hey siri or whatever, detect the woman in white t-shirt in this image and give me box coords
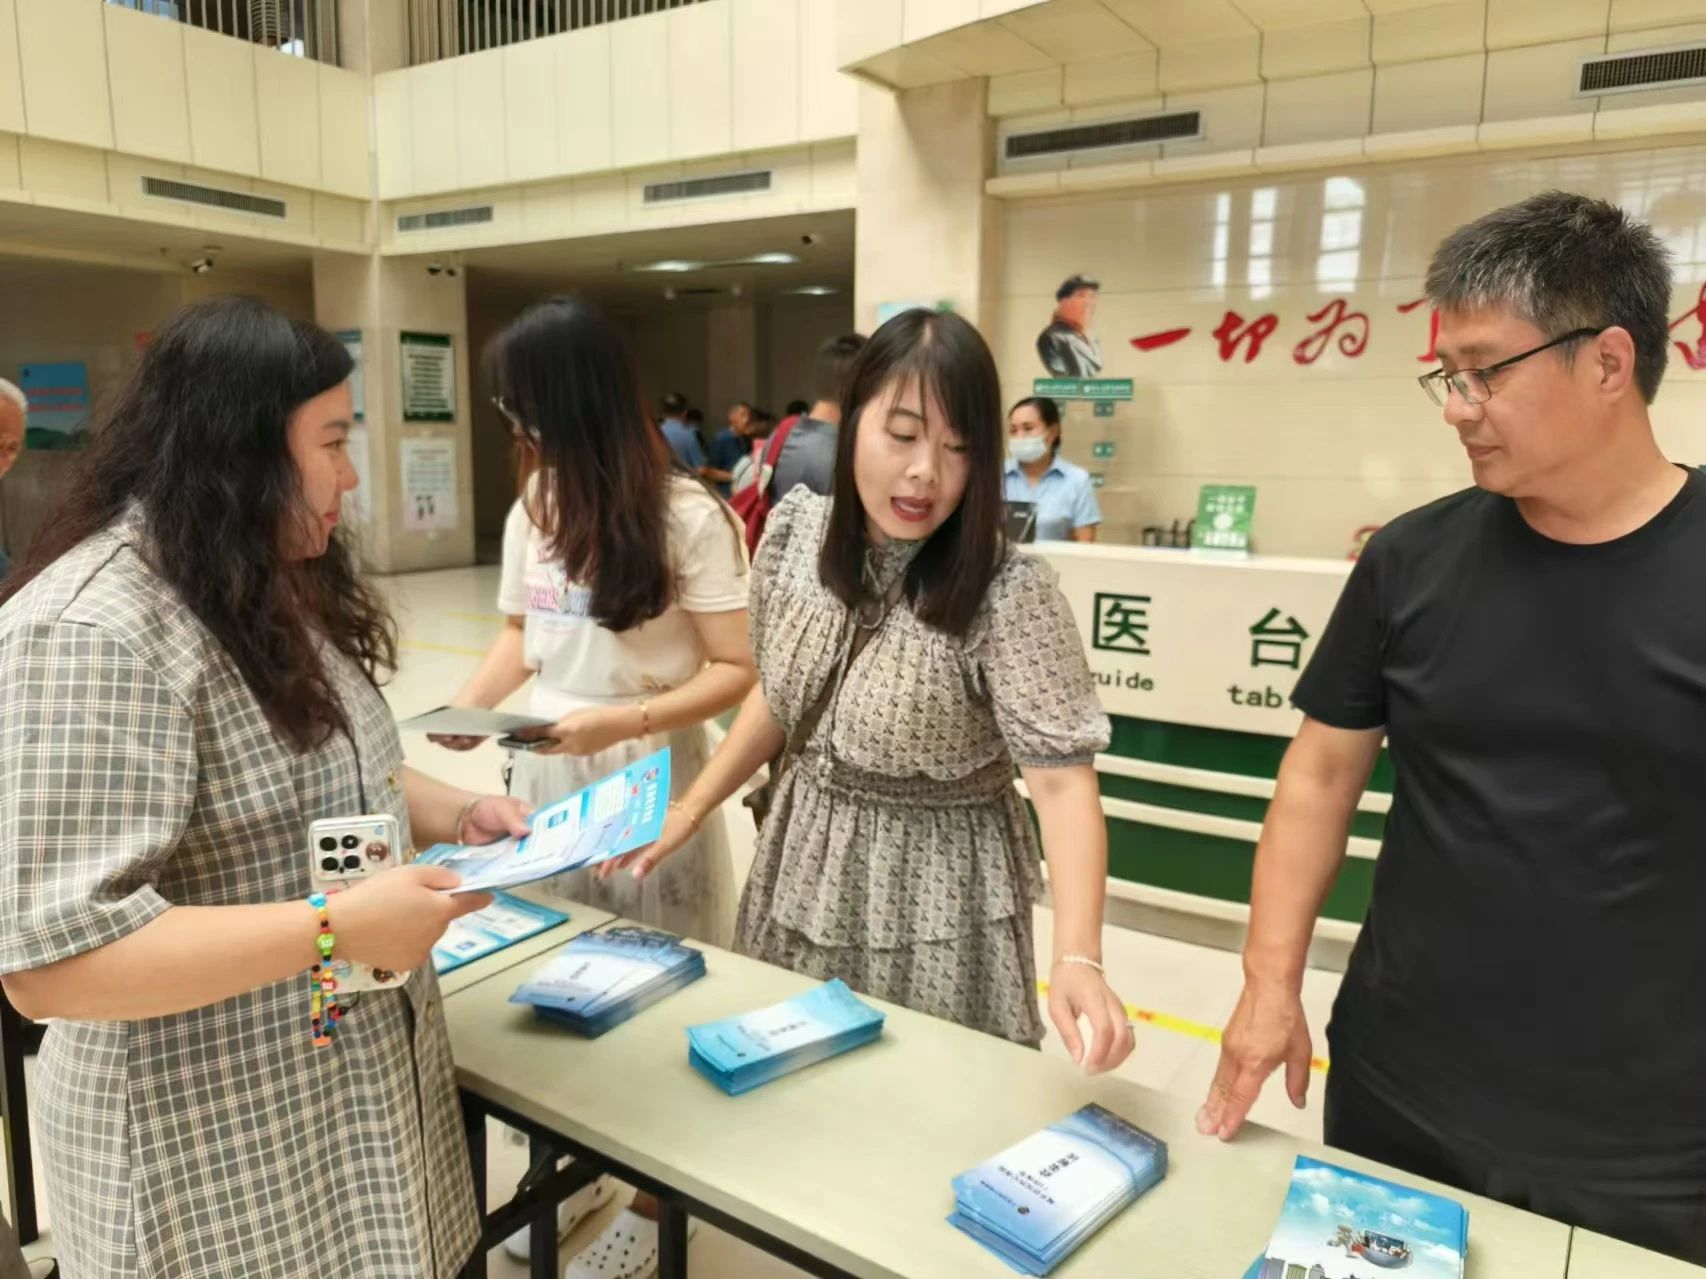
[440,297,754,946]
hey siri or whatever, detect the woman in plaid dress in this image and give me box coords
[0,298,524,1278]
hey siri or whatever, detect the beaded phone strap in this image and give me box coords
[308,892,342,1048]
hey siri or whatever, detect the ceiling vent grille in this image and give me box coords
[1005,110,1203,161]
[1579,43,1706,96]
[397,205,495,232]
[140,176,287,219]
[644,170,773,203]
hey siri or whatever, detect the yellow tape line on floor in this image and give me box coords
[1036,980,1331,1074]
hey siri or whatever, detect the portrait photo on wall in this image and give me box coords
[1037,275,1103,378]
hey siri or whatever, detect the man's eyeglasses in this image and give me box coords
[1417,327,1605,407]
[491,395,538,443]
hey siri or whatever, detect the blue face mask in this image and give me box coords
[1009,435,1050,465]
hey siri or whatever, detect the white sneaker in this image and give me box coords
[502,1174,616,1261]
[562,1208,698,1279]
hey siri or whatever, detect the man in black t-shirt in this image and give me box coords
[1197,192,1706,1264]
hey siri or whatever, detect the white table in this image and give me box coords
[445,918,1572,1279]
[1569,1229,1706,1277]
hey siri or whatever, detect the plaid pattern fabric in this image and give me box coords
[0,511,478,1279]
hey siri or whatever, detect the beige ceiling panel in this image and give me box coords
[1372,0,1487,62]
[998,0,1156,60]
[924,21,1056,74]
[1486,0,1612,49]
[1610,0,1706,32]
[1159,34,1263,91]
[1263,16,1374,78]
[1231,0,1370,26]
[1064,50,1163,103]
[1099,0,1258,45]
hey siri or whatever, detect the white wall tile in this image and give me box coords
[802,0,859,139]
[255,50,321,190]
[455,50,508,191]
[1372,53,1487,133]
[17,0,112,150]
[1486,0,1612,49]
[406,60,458,195]
[184,26,258,177]
[902,0,980,44]
[1159,36,1262,93]
[19,136,108,204]
[372,71,412,200]
[0,0,22,135]
[1064,52,1161,106]
[612,13,672,169]
[1262,17,1371,80]
[989,67,1064,115]
[1610,0,1706,31]
[670,0,734,160]
[1163,83,1267,156]
[734,0,802,151]
[105,5,190,163]
[557,28,614,175]
[319,66,371,200]
[1263,69,1375,146]
[1482,35,1604,120]
[502,39,559,185]
[1371,1,1486,65]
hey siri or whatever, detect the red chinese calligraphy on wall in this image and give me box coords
[1669,283,1706,371]
[1212,310,1280,364]
[1397,297,1439,363]
[1130,328,1192,352]
[1292,299,1370,365]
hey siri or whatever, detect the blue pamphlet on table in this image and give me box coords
[948,1103,1166,1276]
[1244,1155,1468,1279]
[430,892,567,974]
[686,979,885,1095]
[512,926,706,1038]
[418,748,670,894]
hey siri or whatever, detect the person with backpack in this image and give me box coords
[730,333,865,553]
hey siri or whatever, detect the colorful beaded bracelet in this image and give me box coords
[308,891,341,1048]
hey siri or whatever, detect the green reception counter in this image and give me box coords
[1026,541,1382,936]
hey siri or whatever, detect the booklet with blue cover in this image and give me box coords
[948,1104,1167,1276]
[686,979,885,1096]
[417,748,670,894]
[1244,1155,1468,1279]
[430,892,568,975]
[511,926,706,1038]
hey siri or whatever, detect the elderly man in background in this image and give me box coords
[0,380,23,581]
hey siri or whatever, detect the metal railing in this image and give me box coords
[406,0,713,66]
[106,0,342,66]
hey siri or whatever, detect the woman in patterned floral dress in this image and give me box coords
[613,309,1136,1068]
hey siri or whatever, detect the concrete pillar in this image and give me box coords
[853,78,1002,338]
[705,300,759,427]
[313,252,475,574]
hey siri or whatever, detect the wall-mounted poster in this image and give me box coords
[1037,275,1103,379]
[18,362,91,450]
[400,332,455,423]
[402,437,459,532]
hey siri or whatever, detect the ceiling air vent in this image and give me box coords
[1005,110,1203,161]
[397,205,495,233]
[1579,42,1706,96]
[141,176,287,219]
[644,170,773,204]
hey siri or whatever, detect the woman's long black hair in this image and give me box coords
[0,294,395,752]
[818,309,1007,637]
[487,295,734,632]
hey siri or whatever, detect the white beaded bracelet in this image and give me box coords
[1055,953,1105,974]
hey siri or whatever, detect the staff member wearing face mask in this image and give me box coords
[1003,396,1100,543]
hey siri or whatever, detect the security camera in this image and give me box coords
[800,233,821,246]
[190,256,215,275]
[427,260,445,275]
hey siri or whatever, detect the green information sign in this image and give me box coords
[1091,440,1116,460]
[1032,378,1134,401]
[1093,400,1116,418]
[400,331,456,423]
[1193,484,1257,553]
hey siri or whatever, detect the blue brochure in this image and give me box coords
[418,749,670,894]
[948,1104,1166,1276]
[1248,1155,1468,1279]
[511,926,706,1038]
[429,892,568,974]
[686,979,885,1096]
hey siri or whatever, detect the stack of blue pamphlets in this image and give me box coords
[948,1104,1167,1276]
[1243,1155,1468,1279]
[510,926,705,1038]
[430,892,568,975]
[686,979,884,1095]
